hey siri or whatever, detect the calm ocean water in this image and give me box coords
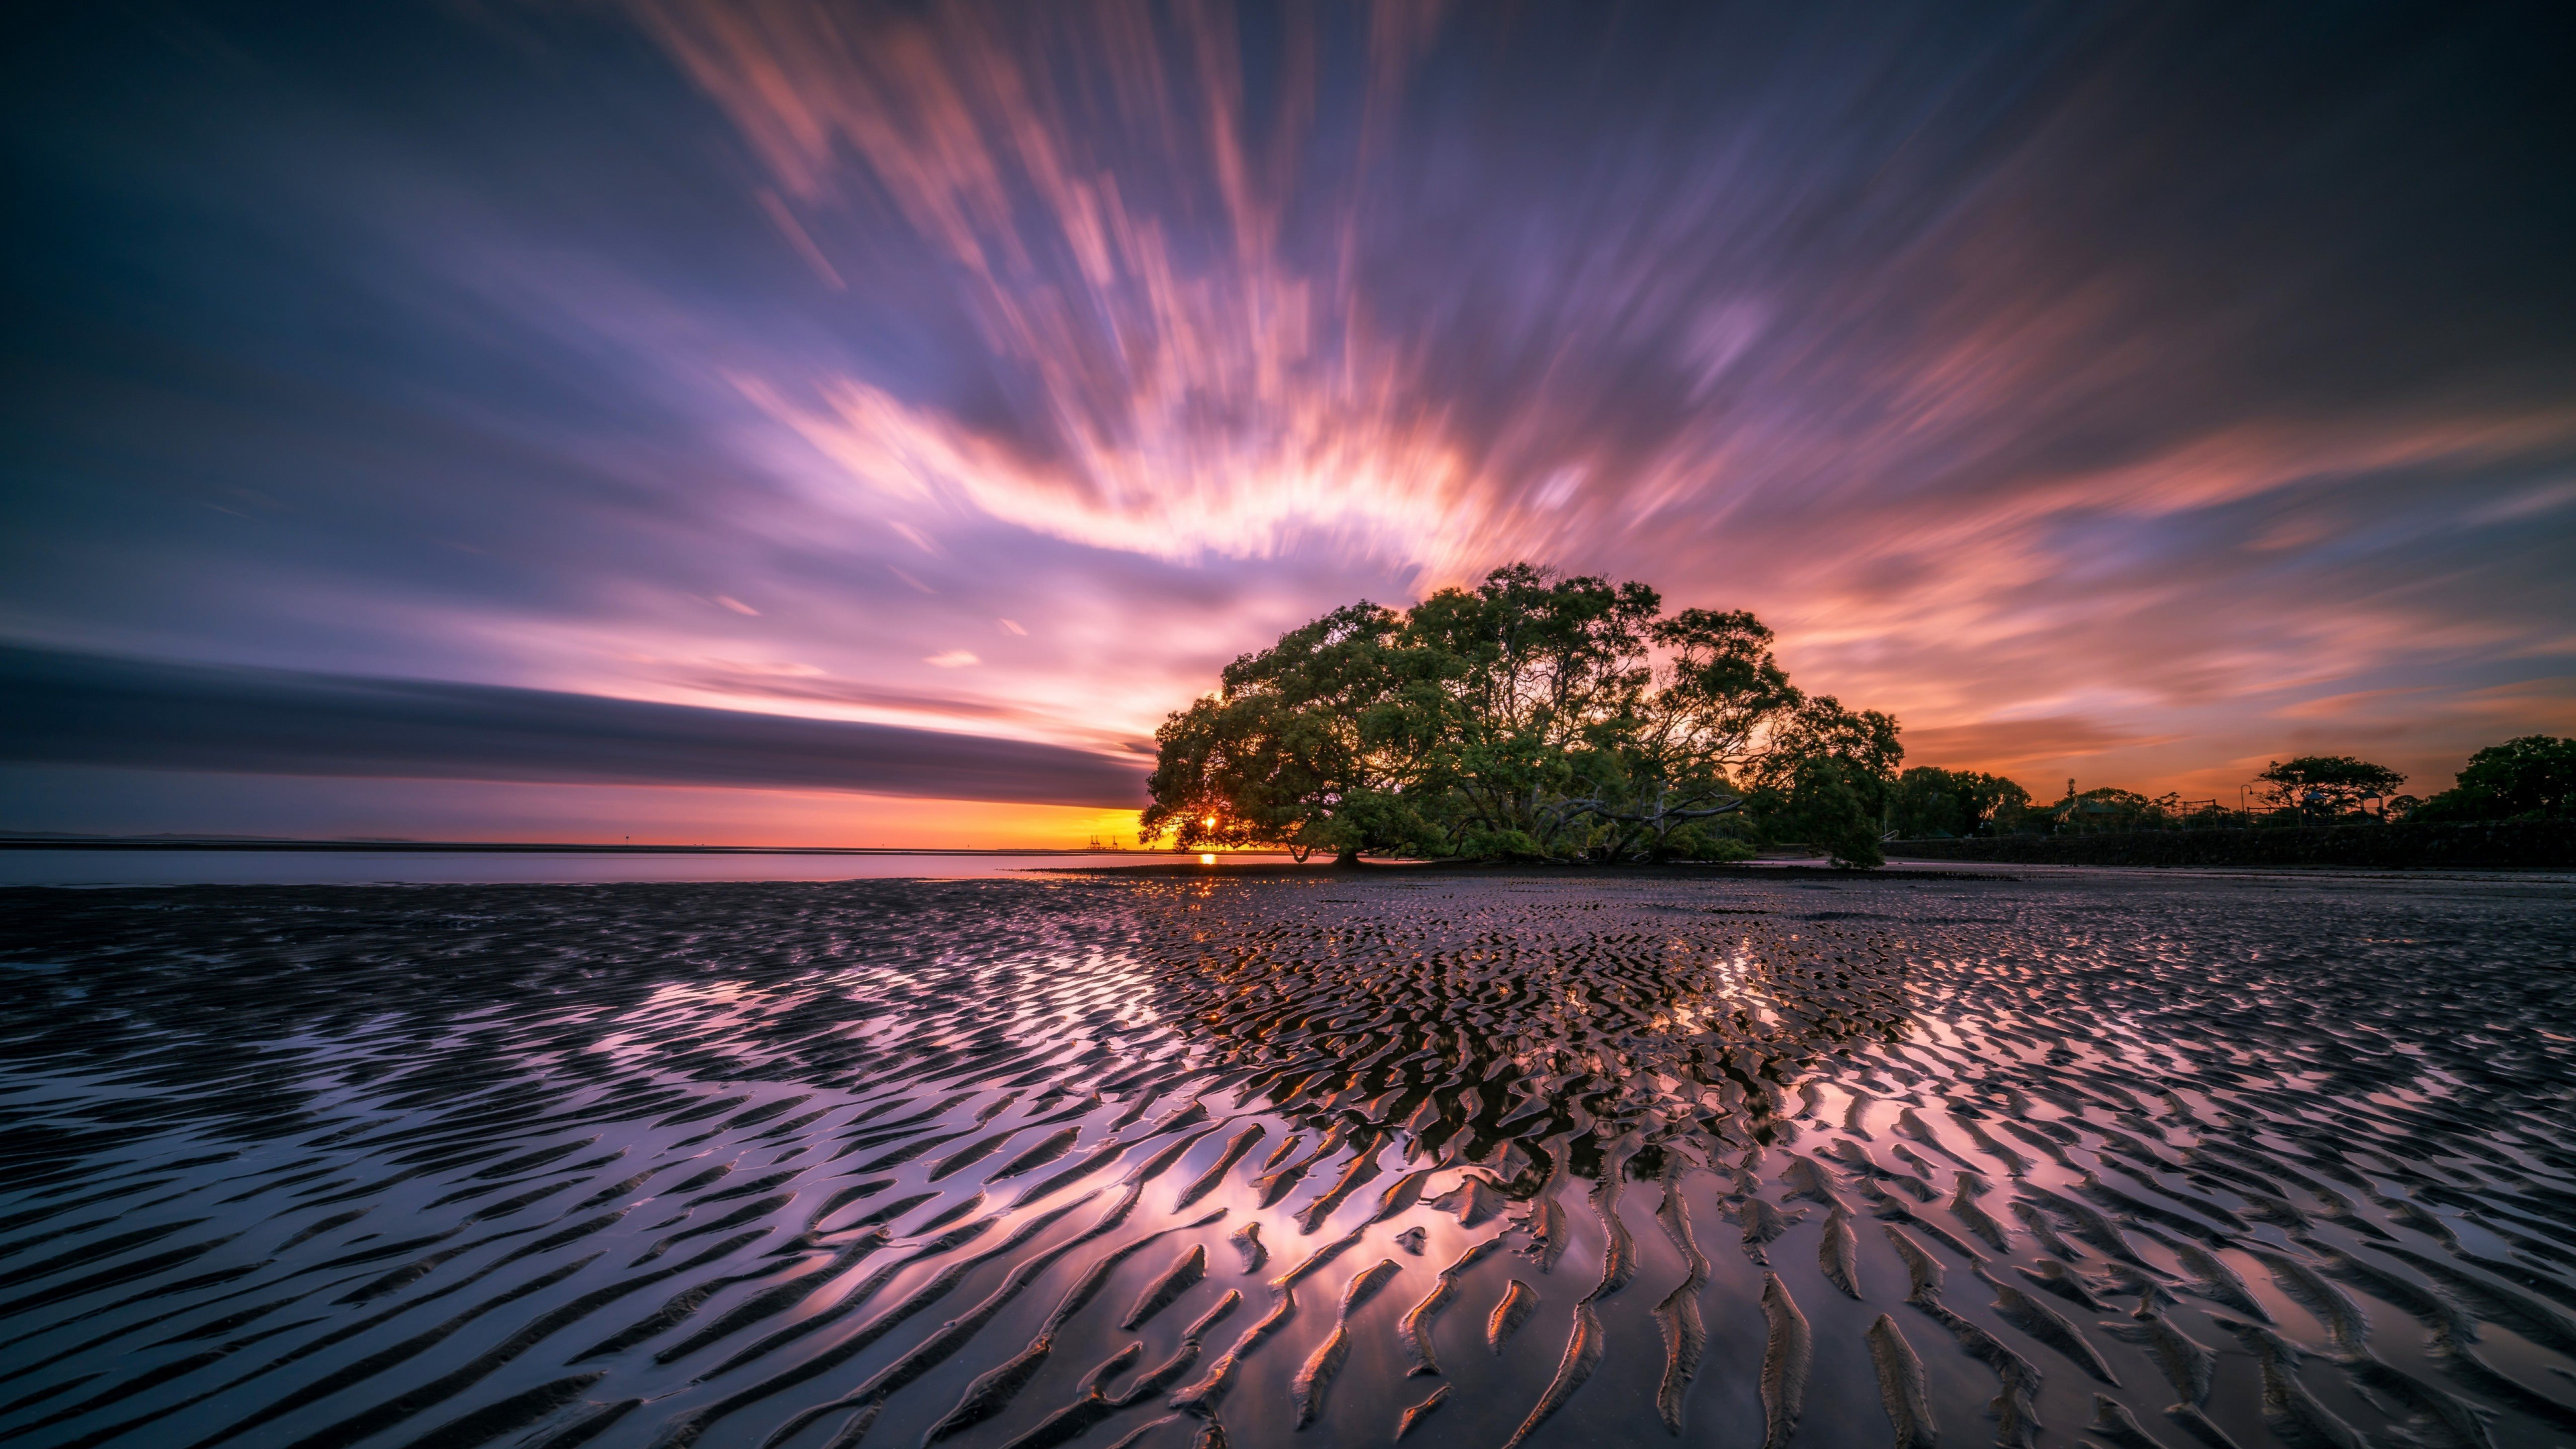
[0,849,1301,886]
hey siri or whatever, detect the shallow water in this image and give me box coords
[1,871,2571,1449]
[0,851,1268,888]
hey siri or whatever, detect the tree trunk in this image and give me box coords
[1334,847,1361,867]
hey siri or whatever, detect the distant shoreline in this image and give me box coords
[1888,818,2575,870]
[1041,857,2019,881]
[12,834,2564,875]
[0,838,1246,857]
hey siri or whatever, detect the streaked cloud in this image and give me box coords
[0,646,1141,806]
[1,0,2569,840]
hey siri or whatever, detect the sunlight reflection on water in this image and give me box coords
[0,850,1303,887]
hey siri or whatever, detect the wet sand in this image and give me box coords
[1,870,2571,1449]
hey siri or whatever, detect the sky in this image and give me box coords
[3,0,2571,845]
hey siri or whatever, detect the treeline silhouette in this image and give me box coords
[1892,735,2573,838]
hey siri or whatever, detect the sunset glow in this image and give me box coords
[7,13,2576,1448]
[3,1,2569,843]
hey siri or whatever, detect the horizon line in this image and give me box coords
[0,835,1253,857]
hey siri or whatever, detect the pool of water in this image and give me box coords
[0,849,1303,887]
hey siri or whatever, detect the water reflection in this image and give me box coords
[0,849,1303,887]
[1140,883,1916,1194]
[0,875,2570,1449]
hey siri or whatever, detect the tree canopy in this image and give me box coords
[1888,767,2032,838]
[1140,566,1902,867]
[2255,755,2406,819]
[2411,735,2576,822]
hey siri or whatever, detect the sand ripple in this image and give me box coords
[1,871,2573,1448]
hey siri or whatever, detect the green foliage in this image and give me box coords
[2046,787,2246,833]
[1141,566,1903,866]
[1890,767,2033,837]
[1746,751,1886,868]
[1679,834,1760,863]
[2412,735,2576,822]
[1884,737,2571,841]
[2255,755,2407,820]
[2058,787,2157,830]
[1738,696,1903,867]
[1140,602,1440,861]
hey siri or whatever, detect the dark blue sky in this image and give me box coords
[4,1,2571,841]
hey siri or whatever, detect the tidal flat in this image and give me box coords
[1,871,2571,1449]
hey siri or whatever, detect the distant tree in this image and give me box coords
[2410,735,2576,822]
[2255,755,2406,821]
[1141,565,1901,867]
[2053,786,2159,832]
[1986,780,2036,833]
[1888,768,1961,838]
[1890,767,2033,838]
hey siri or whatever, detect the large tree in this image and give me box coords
[1737,696,1905,868]
[1142,566,1902,866]
[1139,603,1438,863]
[1401,566,1663,858]
[2255,755,2406,820]
[1573,608,1807,859]
[2411,735,2576,822]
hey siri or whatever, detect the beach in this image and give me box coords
[2,868,2571,1448]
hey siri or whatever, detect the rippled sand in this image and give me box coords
[2,869,2572,1449]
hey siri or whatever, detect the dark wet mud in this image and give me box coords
[1,871,2572,1449]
